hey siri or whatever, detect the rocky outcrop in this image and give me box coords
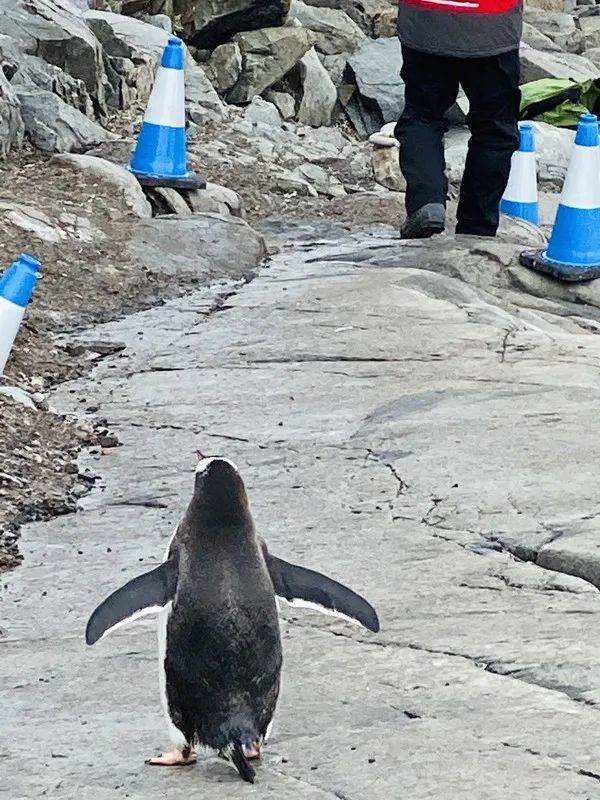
[289,0,365,55]
[0,70,24,156]
[0,0,109,115]
[228,26,316,104]
[523,8,584,53]
[298,46,337,127]
[179,0,292,51]
[53,153,152,217]
[16,88,115,153]
[85,11,224,118]
[520,43,599,83]
[343,37,403,137]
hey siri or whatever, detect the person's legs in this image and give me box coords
[457,50,520,237]
[395,45,459,237]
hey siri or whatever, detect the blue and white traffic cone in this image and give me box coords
[129,37,203,190]
[500,121,539,226]
[520,113,600,282]
[0,254,42,375]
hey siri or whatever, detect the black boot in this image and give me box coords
[401,203,446,239]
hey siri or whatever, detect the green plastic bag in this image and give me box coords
[519,78,600,128]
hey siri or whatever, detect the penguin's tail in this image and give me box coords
[227,743,256,784]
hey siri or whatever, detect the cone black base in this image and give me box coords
[133,171,206,191]
[520,250,600,283]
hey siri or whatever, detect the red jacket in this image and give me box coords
[398,0,522,57]
[403,0,519,12]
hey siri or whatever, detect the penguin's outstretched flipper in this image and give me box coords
[86,559,178,645]
[262,544,379,633]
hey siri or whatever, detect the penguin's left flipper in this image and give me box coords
[85,560,178,646]
[262,545,380,633]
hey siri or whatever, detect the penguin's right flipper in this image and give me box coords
[262,545,380,633]
[85,560,178,646]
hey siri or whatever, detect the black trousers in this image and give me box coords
[395,45,521,237]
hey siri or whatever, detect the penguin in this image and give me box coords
[85,455,380,783]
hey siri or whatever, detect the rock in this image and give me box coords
[0,0,108,114]
[320,53,348,87]
[244,95,282,128]
[522,9,584,53]
[15,88,114,153]
[524,0,563,7]
[146,187,192,216]
[289,0,365,55]
[579,16,600,50]
[228,26,316,105]
[443,121,573,190]
[206,42,242,96]
[294,162,346,196]
[301,0,393,37]
[0,386,36,410]
[371,146,404,192]
[264,89,296,120]
[124,213,266,277]
[52,153,152,217]
[344,37,404,136]
[521,21,563,52]
[0,70,24,157]
[584,45,600,70]
[373,6,397,37]
[143,13,172,30]
[0,34,93,117]
[180,0,292,51]
[369,121,397,146]
[273,167,318,196]
[0,201,67,242]
[85,11,224,118]
[184,183,244,217]
[532,121,574,183]
[519,44,598,84]
[298,46,337,127]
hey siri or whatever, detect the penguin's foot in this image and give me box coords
[146,746,196,766]
[243,741,261,760]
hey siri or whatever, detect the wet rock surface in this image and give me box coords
[4,224,600,797]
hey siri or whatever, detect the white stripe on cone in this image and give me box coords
[0,296,26,375]
[143,68,185,129]
[502,151,537,203]
[560,143,600,209]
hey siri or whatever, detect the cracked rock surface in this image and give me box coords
[4,226,600,797]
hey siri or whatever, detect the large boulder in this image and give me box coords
[0,70,24,156]
[580,17,600,51]
[0,34,93,117]
[15,88,115,152]
[298,46,337,127]
[289,0,365,55]
[53,154,152,217]
[520,44,599,83]
[0,0,109,114]
[343,37,403,137]
[124,214,266,278]
[300,0,396,37]
[522,9,584,53]
[228,26,316,105]
[84,11,224,118]
[178,0,292,51]
[521,22,562,52]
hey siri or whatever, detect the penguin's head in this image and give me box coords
[192,455,250,525]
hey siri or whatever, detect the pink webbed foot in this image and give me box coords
[243,741,262,760]
[146,746,196,766]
